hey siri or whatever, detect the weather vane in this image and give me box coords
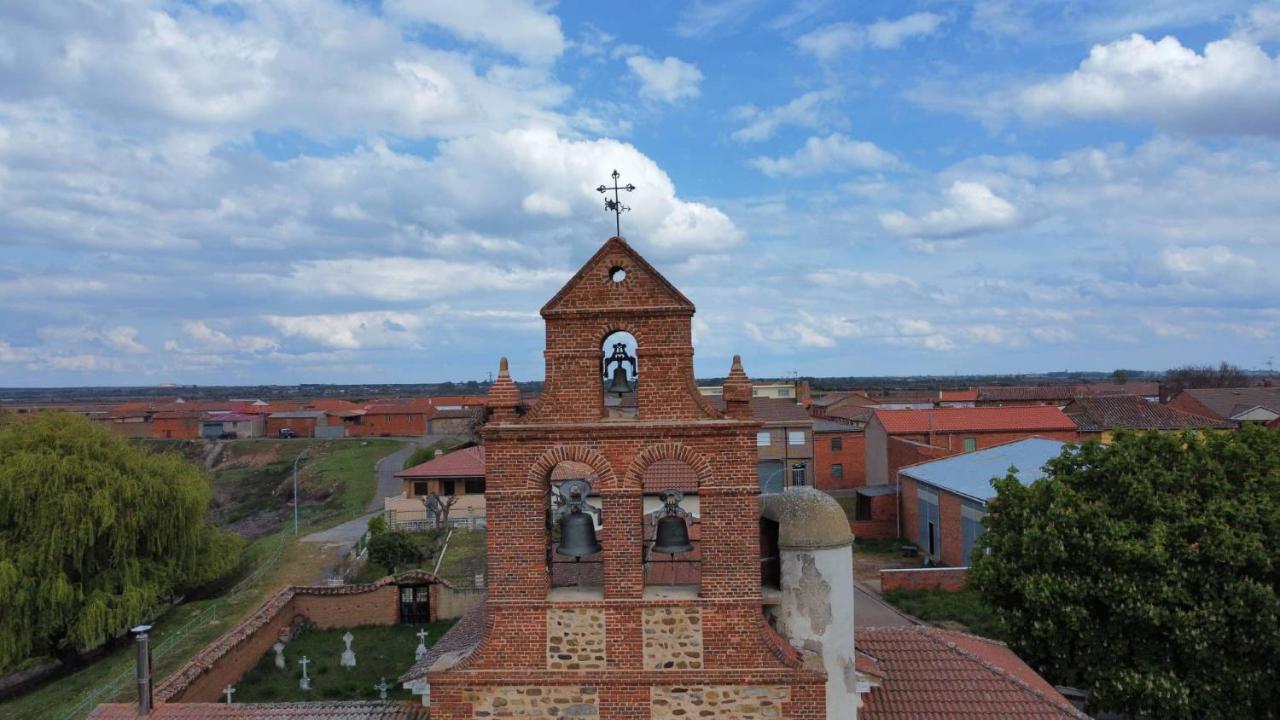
[597,169,635,237]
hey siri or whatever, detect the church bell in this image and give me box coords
[555,479,602,559]
[651,489,693,554]
[603,341,636,397]
[606,365,632,396]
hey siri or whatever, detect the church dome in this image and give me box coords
[760,487,854,550]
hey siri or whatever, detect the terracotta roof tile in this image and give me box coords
[706,396,812,423]
[642,458,699,493]
[90,701,428,719]
[874,406,1076,434]
[395,447,485,479]
[401,601,487,682]
[977,383,1159,403]
[1064,395,1235,432]
[856,626,1086,719]
[1175,387,1280,419]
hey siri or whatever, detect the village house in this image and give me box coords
[808,390,876,417]
[1063,394,1235,441]
[386,446,488,530]
[812,418,866,491]
[864,405,1079,487]
[896,437,1069,568]
[975,382,1160,407]
[198,412,264,439]
[707,396,814,492]
[1167,386,1280,427]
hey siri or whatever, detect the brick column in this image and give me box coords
[601,491,644,599]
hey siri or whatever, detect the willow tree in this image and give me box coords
[0,412,242,668]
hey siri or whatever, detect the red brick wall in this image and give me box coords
[887,437,957,489]
[351,412,427,436]
[900,477,919,552]
[266,416,317,438]
[813,429,865,490]
[153,416,201,439]
[880,567,968,592]
[938,491,965,567]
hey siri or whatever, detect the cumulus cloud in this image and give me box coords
[796,13,945,61]
[250,257,567,303]
[880,181,1020,239]
[751,134,902,176]
[807,270,918,290]
[626,56,704,102]
[731,88,842,142]
[383,0,565,63]
[1019,33,1280,137]
[265,311,426,350]
[674,0,762,38]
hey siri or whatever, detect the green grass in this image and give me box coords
[433,529,487,585]
[882,587,1004,639]
[298,440,404,525]
[853,536,906,554]
[234,621,454,702]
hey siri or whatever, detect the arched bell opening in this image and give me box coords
[548,461,604,592]
[601,330,638,419]
[641,459,700,592]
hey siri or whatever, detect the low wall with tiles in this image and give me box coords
[156,572,448,704]
[880,566,969,592]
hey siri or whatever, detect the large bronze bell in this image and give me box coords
[606,365,632,396]
[557,506,602,558]
[652,513,693,554]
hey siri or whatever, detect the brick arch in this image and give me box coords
[623,442,716,493]
[526,445,619,492]
[598,323,646,351]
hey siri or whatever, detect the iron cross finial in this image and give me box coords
[596,169,635,237]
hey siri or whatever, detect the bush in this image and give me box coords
[402,447,435,470]
[367,530,426,573]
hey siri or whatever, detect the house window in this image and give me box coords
[464,479,485,494]
[777,388,792,397]
[831,436,843,451]
[832,463,844,479]
[788,430,806,446]
[790,462,807,486]
[963,437,977,452]
[442,480,456,495]
[412,481,428,496]
[757,431,772,447]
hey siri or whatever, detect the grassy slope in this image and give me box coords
[0,438,405,720]
[882,587,1005,639]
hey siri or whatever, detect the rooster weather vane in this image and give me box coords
[597,169,635,237]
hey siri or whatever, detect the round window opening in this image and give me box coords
[609,266,627,283]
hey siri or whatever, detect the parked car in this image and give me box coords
[278,428,296,439]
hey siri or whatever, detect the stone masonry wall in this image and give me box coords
[641,607,702,670]
[463,686,600,718]
[547,608,608,670]
[650,685,789,719]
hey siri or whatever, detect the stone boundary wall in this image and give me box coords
[156,572,448,704]
[880,566,969,592]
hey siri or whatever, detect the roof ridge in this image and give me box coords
[913,626,1087,719]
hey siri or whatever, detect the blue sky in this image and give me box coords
[1,0,1278,387]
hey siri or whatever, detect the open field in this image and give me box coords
[0,438,406,720]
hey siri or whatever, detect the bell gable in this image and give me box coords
[540,236,695,318]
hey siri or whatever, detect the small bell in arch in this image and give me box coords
[604,342,636,397]
[555,479,602,559]
[651,489,694,555]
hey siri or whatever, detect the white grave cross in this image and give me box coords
[340,631,357,668]
[223,685,235,704]
[298,655,311,690]
[414,628,429,661]
[375,677,389,700]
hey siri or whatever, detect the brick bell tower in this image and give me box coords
[427,236,826,719]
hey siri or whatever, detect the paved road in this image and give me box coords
[854,579,916,627]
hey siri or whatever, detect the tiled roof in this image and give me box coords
[267,410,329,419]
[977,382,1159,403]
[1064,396,1235,432]
[939,389,979,402]
[642,458,699,493]
[856,626,1086,719]
[401,601,487,682]
[874,406,1076,434]
[91,701,428,719]
[306,399,362,411]
[706,396,813,424]
[822,405,875,424]
[812,418,864,433]
[809,391,874,408]
[205,412,257,422]
[363,404,423,415]
[1175,387,1280,419]
[395,446,485,479]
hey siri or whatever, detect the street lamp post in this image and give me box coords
[293,448,310,536]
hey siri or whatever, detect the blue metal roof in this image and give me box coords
[899,437,1070,503]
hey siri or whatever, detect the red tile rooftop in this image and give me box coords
[395,446,485,479]
[874,406,1076,434]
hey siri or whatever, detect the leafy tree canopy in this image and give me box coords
[0,412,242,669]
[367,530,426,573]
[971,427,1280,719]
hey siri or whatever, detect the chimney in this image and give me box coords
[133,625,153,716]
[796,380,811,408]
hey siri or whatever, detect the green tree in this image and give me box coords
[402,447,435,470]
[970,427,1280,719]
[367,530,426,573]
[0,412,242,669]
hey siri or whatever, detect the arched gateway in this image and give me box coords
[418,237,827,719]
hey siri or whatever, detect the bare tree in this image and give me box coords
[423,492,460,528]
[1164,362,1248,397]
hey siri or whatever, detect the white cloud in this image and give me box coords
[808,269,918,290]
[751,134,902,176]
[36,325,148,354]
[383,0,565,63]
[880,181,1020,239]
[1019,33,1280,137]
[796,13,945,61]
[265,311,425,350]
[182,320,235,351]
[1160,245,1257,274]
[731,88,842,142]
[102,326,147,354]
[626,56,704,102]
[252,257,566,303]
[675,0,762,38]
